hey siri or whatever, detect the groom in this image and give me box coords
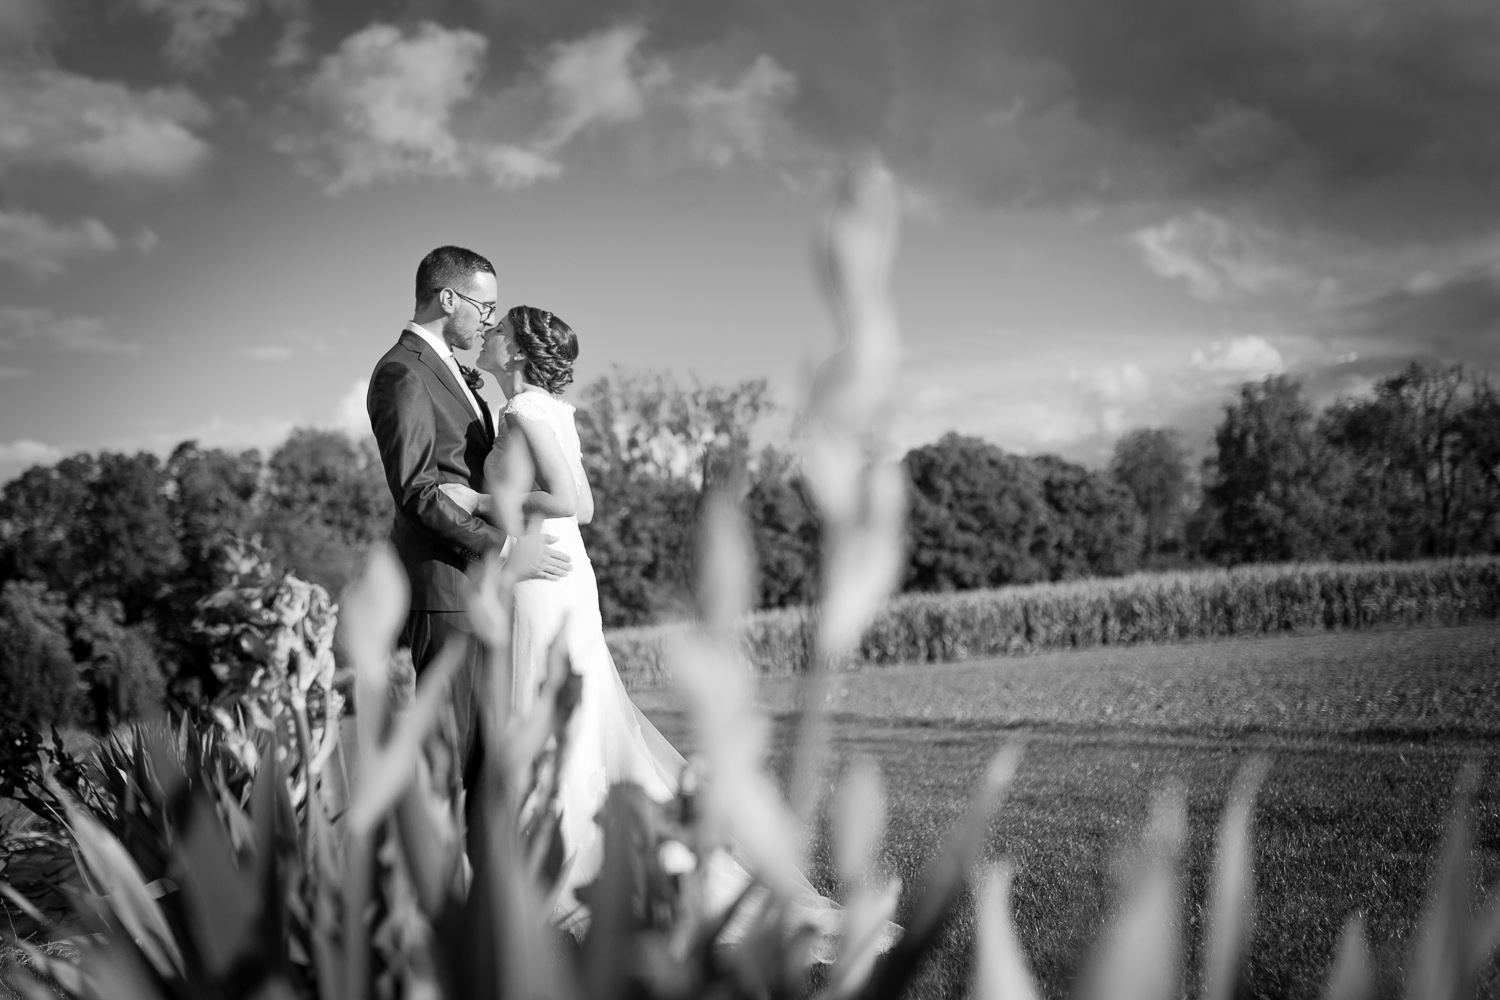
[366,245,570,781]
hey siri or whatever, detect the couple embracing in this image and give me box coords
[366,245,865,951]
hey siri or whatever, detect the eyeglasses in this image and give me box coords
[446,287,497,324]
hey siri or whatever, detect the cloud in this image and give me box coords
[239,344,294,361]
[0,209,120,280]
[0,439,64,484]
[269,7,313,69]
[474,146,563,189]
[127,0,312,70]
[491,0,1500,240]
[0,307,142,354]
[684,53,797,167]
[277,21,546,192]
[277,20,799,191]
[0,0,55,52]
[0,66,212,181]
[1131,211,1309,301]
[1336,264,1500,370]
[1012,0,1500,192]
[886,0,1500,230]
[133,0,256,70]
[539,24,667,147]
[894,335,1174,461]
[301,20,487,182]
[1070,362,1151,436]
[332,377,371,439]
[1189,335,1286,379]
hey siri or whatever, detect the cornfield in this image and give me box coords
[605,557,1500,688]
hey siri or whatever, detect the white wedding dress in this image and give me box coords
[501,389,851,953]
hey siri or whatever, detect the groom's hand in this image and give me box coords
[524,534,572,581]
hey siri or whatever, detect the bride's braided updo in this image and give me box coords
[507,305,577,394]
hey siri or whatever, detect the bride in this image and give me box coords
[439,305,850,949]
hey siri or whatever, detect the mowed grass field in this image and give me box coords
[632,622,1500,1000]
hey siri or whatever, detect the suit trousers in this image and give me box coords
[398,610,486,801]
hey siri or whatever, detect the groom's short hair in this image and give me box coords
[415,246,495,304]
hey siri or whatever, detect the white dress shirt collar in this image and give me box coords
[405,320,453,360]
[404,321,482,419]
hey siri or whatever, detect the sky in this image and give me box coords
[2,0,1499,484]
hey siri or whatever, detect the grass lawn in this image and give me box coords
[632,623,1500,1000]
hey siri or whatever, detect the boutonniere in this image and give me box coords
[459,364,484,392]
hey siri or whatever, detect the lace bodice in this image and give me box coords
[502,390,588,503]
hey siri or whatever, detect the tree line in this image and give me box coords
[2,361,1497,732]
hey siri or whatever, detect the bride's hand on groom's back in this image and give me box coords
[529,535,572,581]
[506,532,572,582]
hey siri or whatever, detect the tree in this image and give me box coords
[1200,376,1349,564]
[1322,363,1498,558]
[258,430,390,596]
[0,454,97,597]
[158,442,265,664]
[574,369,775,489]
[745,450,820,609]
[1459,378,1500,552]
[1033,455,1145,579]
[0,452,183,623]
[580,473,700,627]
[0,582,79,732]
[66,597,166,730]
[166,441,262,576]
[573,370,777,625]
[1110,428,1191,561]
[87,453,185,621]
[903,434,1057,591]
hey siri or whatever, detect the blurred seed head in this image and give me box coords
[696,485,755,638]
[668,630,802,888]
[337,543,409,679]
[811,156,901,442]
[974,863,1042,1000]
[1202,756,1271,1000]
[834,757,885,886]
[488,437,535,540]
[819,461,907,660]
[1325,915,1375,1000]
[339,544,410,755]
[1082,784,1185,1000]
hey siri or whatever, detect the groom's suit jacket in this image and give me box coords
[368,330,505,612]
